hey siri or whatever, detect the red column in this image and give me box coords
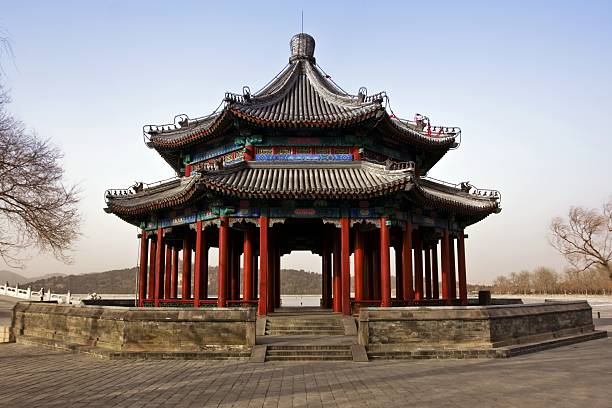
[424,244,432,299]
[413,229,423,301]
[252,251,258,300]
[164,245,172,299]
[341,217,351,315]
[218,217,229,307]
[395,245,403,301]
[182,237,192,299]
[171,248,178,298]
[148,236,156,302]
[441,229,451,302]
[450,236,457,300]
[402,222,414,304]
[432,242,440,299]
[154,227,165,307]
[332,227,342,313]
[243,228,253,301]
[354,227,364,302]
[363,232,372,300]
[258,216,268,315]
[193,220,203,307]
[458,231,467,305]
[380,217,391,307]
[138,231,148,307]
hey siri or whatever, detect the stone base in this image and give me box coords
[12,302,256,359]
[359,301,605,359]
[367,331,607,359]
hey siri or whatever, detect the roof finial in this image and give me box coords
[289,32,315,63]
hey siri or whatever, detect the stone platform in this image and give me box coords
[358,300,607,359]
[11,302,256,359]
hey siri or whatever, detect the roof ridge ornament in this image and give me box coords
[289,33,316,63]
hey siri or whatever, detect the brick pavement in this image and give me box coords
[0,335,611,408]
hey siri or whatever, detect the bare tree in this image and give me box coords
[550,199,612,280]
[0,84,80,265]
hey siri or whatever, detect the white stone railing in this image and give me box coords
[0,283,81,305]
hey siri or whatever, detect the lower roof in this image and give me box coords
[105,161,500,222]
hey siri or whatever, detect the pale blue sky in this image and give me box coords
[1,1,611,282]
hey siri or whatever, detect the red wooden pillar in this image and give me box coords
[164,245,172,299]
[193,220,203,307]
[341,217,351,315]
[154,227,165,307]
[218,217,229,307]
[171,248,178,298]
[402,222,414,304]
[380,217,391,307]
[413,229,423,301]
[332,227,342,313]
[395,245,403,301]
[441,229,451,302]
[449,236,457,300]
[243,228,253,301]
[138,231,148,307]
[148,236,157,302]
[182,237,192,299]
[354,227,364,302]
[424,244,432,299]
[458,231,467,305]
[258,216,268,315]
[432,242,440,299]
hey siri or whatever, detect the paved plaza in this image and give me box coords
[1,297,611,407]
[0,332,610,407]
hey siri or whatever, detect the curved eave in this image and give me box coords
[410,178,501,224]
[146,111,234,150]
[105,176,201,217]
[378,115,458,150]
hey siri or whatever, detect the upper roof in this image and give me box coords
[145,33,459,152]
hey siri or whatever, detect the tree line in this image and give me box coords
[491,266,612,295]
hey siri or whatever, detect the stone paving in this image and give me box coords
[0,333,610,407]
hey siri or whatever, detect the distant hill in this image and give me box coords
[23,266,325,295]
[0,270,29,286]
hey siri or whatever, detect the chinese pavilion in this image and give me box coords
[105,33,501,316]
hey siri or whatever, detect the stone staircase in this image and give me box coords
[256,308,366,362]
[265,314,345,336]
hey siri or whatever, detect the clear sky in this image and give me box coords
[1,0,611,283]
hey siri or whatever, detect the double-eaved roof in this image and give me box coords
[105,33,500,226]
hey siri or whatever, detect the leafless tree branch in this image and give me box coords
[0,83,80,267]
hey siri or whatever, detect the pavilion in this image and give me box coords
[104,33,501,316]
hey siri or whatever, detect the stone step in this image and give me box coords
[267,349,351,356]
[265,321,343,327]
[268,345,351,351]
[265,325,343,331]
[265,330,345,335]
[266,355,353,361]
[265,345,353,361]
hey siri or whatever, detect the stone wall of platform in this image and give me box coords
[358,301,596,351]
[11,303,256,353]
